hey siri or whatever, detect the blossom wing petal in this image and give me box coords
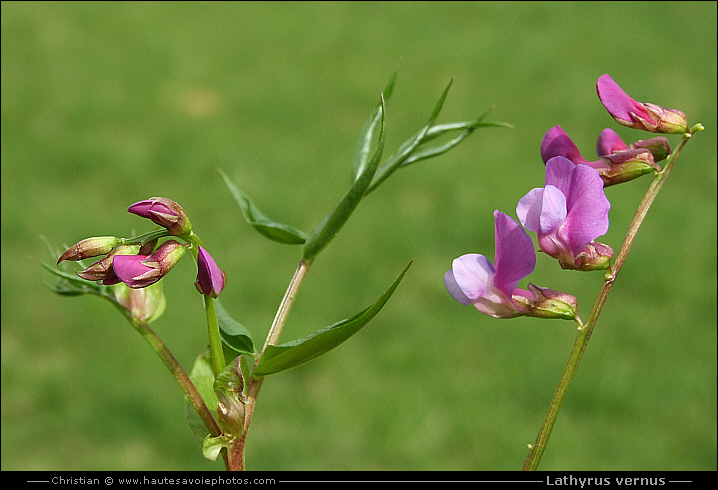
[539,185,567,234]
[446,253,494,304]
[516,188,544,232]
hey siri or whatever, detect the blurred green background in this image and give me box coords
[2,1,716,471]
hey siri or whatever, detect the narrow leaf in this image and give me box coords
[400,120,513,168]
[351,68,398,182]
[218,168,307,245]
[303,95,386,260]
[38,261,100,289]
[216,300,256,355]
[253,260,412,377]
[367,78,454,193]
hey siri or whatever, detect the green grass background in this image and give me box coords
[2,1,716,471]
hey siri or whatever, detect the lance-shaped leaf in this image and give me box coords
[398,117,513,169]
[366,78,454,193]
[39,260,106,296]
[216,300,256,356]
[303,95,386,261]
[366,91,512,196]
[218,168,308,245]
[253,260,412,377]
[351,68,398,182]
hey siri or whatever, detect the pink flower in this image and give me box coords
[194,246,226,298]
[128,197,192,236]
[113,240,188,288]
[76,244,141,285]
[540,125,665,186]
[517,156,612,270]
[444,211,577,320]
[596,74,688,134]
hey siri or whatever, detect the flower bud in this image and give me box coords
[512,284,578,321]
[127,197,192,236]
[57,236,121,265]
[598,148,660,186]
[114,281,166,323]
[76,244,141,284]
[194,246,226,298]
[596,74,688,134]
[113,240,188,288]
[138,239,158,256]
[631,137,671,163]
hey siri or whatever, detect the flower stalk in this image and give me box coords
[522,125,702,471]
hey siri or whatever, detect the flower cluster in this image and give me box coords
[445,74,687,320]
[58,197,226,297]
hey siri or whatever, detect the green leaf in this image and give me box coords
[367,78,454,193]
[216,300,256,356]
[185,352,218,443]
[399,116,513,169]
[38,261,101,291]
[213,356,247,436]
[253,260,412,377]
[351,68,398,182]
[202,434,232,462]
[218,168,308,245]
[303,95,386,260]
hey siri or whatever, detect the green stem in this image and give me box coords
[129,317,222,439]
[204,295,225,377]
[109,301,228,468]
[182,232,224,376]
[521,126,701,471]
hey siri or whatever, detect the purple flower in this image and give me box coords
[194,246,226,298]
[516,156,612,270]
[113,240,188,288]
[596,74,688,134]
[444,211,577,320]
[128,197,192,236]
[541,125,665,186]
[444,211,535,318]
[76,244,141,285]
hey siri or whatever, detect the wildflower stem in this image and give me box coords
[116,306,227,468]
[522,125,701,471]
[235,258,313,470]
[204,295,225,377]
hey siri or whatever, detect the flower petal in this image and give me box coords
[446,253,494,304]
[543,156,576,196]
[596,73,655,126]
[540,125,592,165]
[560,164,611,256]
[113,254,160,288]
[538,185,567,234]
[596,128,628,157]
[492,210,536,298]
[195,246,226,297]
[516,187,544,233]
